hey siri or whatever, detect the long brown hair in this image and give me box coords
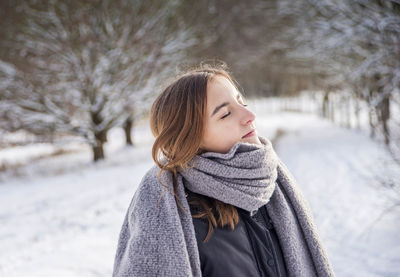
[150,63,240,243]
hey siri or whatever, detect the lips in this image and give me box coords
[242,130,255,139]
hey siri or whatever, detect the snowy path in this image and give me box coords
[0,111,399,276]
[272,113,400,277]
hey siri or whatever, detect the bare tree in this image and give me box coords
[278,0,400,148]
[3,0,196,161]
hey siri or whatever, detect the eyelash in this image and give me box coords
[220,103,248,119]
[221,112,231,119]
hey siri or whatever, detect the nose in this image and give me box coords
[240,106,256,126]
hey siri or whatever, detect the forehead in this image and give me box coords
[206,75,239,102]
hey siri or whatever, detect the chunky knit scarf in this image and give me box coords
[112,136,335,277]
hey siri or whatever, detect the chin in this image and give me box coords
[243,136,261,145]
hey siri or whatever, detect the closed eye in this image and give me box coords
[221,112,231,119]
[221,103,247,119]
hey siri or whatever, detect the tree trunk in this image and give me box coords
[354,96,361,130]
[92,130,107,162]
[92,143,104,161]
[322,91,329,118]
[329,92,335,122]
[368,107,377,139]
[90,109,108,161]
[124,117,134,146]
[379,94,390,146]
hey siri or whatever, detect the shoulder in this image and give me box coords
[127,165,175,216]
[113,165,192,276]
[136,165,173,195]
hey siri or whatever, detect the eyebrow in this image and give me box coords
[211,94,242,117]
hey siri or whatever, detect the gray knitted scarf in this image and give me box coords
[112,136,335,277]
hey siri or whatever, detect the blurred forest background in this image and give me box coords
[1,0,399,162]
[1,1,400,276]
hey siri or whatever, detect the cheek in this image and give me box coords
[210,124,238,143]
[202,122,241,153]
[210,120,238,136]
[205,125,219,143]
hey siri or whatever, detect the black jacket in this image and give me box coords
[188,192,288,277]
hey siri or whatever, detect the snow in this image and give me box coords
[0,109,399,277]
[272,114,400,277]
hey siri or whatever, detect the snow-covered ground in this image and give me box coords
[269,114,400,277]
[0,110,399,277]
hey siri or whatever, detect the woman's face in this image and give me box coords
[200,75,261,153]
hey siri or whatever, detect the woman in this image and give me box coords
[112,64,335,277]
